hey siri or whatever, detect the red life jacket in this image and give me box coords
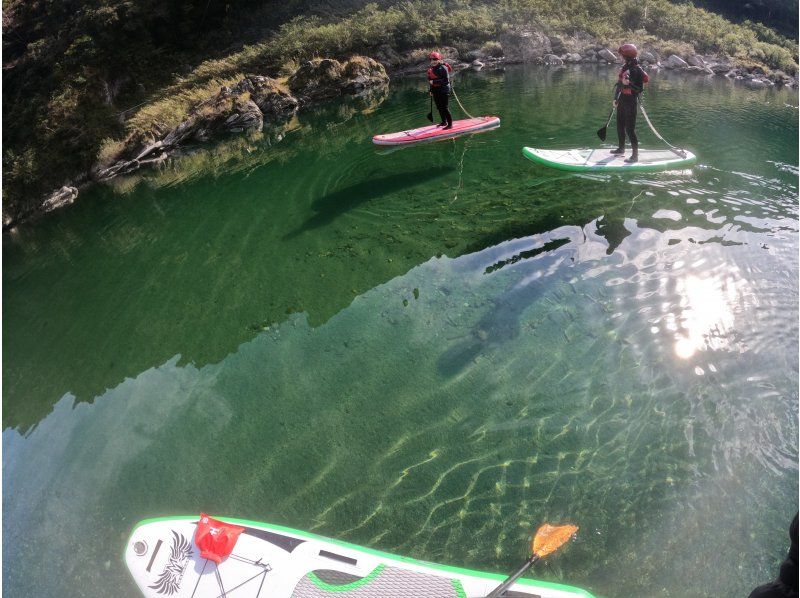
[427,63,452,88]
[618,62,649,95]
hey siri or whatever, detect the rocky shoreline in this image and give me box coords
[11,30,798,229]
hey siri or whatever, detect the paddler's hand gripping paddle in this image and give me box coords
[485,523,578,598]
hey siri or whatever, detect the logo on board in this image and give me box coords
[149,531,192,595]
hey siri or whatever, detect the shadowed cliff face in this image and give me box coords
[4,66,798,432]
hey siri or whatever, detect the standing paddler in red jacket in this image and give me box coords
[610,43,649,163]
[428,51,453,130]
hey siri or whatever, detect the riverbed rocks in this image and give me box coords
[665,55,689,69]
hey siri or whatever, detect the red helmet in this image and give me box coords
[618,44,638,58]
[429,51,442,60]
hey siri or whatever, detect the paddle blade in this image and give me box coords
[426,112,433,122]
[596,126,607,141]
[531,524,578,558]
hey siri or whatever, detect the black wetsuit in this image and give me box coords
[428,63,453,128]
[615,60,648,152]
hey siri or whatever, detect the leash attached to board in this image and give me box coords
[639,97,687,158]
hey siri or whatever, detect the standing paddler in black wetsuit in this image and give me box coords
[610,43,649,163]
[427,51,453,130]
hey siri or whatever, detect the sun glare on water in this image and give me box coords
[672,275,739,359]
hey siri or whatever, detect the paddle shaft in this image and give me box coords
[603,107,615,128]
[485,555,540,598]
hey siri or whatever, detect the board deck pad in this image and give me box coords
[125,516,596,598]
[522,147,697,172]
[373,117,500,145]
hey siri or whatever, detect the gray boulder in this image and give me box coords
[340,56,389,94]
[710,63,732,74]
[471,59,485,70]
[665,55,689,69]
[499,29,551,63]
[598,48,618,63]
[565,53,582,63]
[548,36,567,55]
[640,51,657,64]
[288,58,346,100]
[688,55,706,67]
[544,54,564,65]
[242,76,298,120]
[289,57,388,99]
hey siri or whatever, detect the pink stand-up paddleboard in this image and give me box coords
[373,116,500,146]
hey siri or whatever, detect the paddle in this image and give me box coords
[485,523,578,598]
[426,94,433,122]
[596,106,615,141]
[598,84,623,141]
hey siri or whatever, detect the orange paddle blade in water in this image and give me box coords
[531,524,578,558]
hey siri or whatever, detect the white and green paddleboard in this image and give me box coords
[125,516,596,598]
[522,147,696,172]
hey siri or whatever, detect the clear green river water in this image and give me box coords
[3,65,798,597]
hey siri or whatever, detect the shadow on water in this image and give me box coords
[436,238,568,377]
[286,168,455,239]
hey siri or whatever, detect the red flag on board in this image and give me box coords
[195,513,244,564]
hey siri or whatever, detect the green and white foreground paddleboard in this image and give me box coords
[522,147,697,172]
[125,516,596,598]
